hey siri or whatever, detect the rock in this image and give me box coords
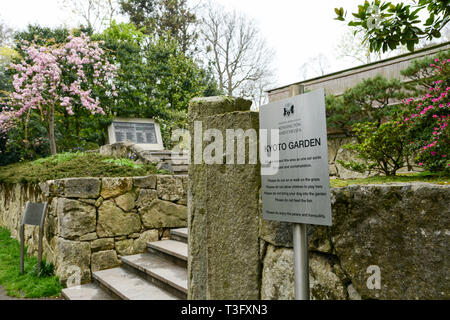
[57,198,96,240]
[129,233,141,239]
[60,178,101,198]
[309,253,348,300]
[134,230,159,253]
[55,238,91,286]
[95,197,104,208]
[101,178,133,199]
[78,232,98,241]
[91,250,121,272]
[334,141,368,179]
[135,189,158,208]
[329,183,450,299]
[115,239,135,256]
[261,246,348,300]
[97,200,141,237]
[114,191,136,212]
[133,176,157,189]
[261,245,294,300]
[157,176,184,201]
[140,199,187,229]
[90,238,115,253]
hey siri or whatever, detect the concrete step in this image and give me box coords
[121,253,187,299]
[170,228,188,243]
[93,267,179,300]
[148,240,188,268]
[61,283,116,300]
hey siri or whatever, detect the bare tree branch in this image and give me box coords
[200,3,275,106]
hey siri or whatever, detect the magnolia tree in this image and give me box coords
[0,33,117,155]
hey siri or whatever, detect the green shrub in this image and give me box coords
[337,121,410,176]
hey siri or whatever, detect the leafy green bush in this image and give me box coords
[337,121,410,176]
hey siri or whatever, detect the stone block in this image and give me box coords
[157,175,184,201]
[140,200,187,229]
[97,200,141,237]
[91,250,121,272]
[101,177,133,199]
[133,176,157,189]
[114,191,136,212]
[55,238,91,286]
[57,198,97,240]
[90,238,115,253]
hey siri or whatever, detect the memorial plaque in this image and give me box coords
[259,88,332,226]
[108,118,164,150]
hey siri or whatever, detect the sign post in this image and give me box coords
[259,87,332,300]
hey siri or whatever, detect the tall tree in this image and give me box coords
[98,22,219,147]
[59,0,120,32]
[335,0,450,53]
[119,0,198,53]
[200,4,274,103]
[298,54,331,80]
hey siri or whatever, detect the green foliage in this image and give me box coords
[326,75,405,136]
[401,49,450,94]
[97,22,219,149]
[400,56,449,173]
[102,158,143,168]
[335,0,449,53]
[0,152,161,184]
[0,227,62,298]
[119,0,197,53]
[32,261,55,278]
[337,121,410,176]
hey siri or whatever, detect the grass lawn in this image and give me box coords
[330,171,449,188]
[0,227,62,298]
[0,152,163,184]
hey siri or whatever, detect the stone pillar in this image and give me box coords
[188,97,261,299]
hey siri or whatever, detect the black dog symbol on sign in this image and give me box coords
[284,104,295,117]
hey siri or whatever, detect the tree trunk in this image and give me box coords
[48,105,57,155]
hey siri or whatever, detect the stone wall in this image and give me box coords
[0,175,187,286]
[261,183,450,300]
[187,96,449,300]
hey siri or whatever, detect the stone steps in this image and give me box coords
[62,229,188,300]
[61,283,117,300]
[93,267,179,300]
[170,228,188,244]
[121,253,187,299]
[147,240,188,268]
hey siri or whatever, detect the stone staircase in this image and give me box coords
[141,151,189,175]
[62,228,188,300]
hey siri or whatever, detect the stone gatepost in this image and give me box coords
[188,97,261,299]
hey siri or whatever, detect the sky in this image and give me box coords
[0,0,411,89]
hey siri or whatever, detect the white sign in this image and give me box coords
[107,118,164,151]
[259,88,332,226]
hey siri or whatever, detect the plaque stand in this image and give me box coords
[20,202,47,274]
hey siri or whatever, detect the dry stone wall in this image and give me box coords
[0,175,187,286]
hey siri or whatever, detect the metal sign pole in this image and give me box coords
[293,223,309,300]
[289,84,310,300]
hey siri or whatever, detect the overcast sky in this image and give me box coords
[0,0,420,89]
